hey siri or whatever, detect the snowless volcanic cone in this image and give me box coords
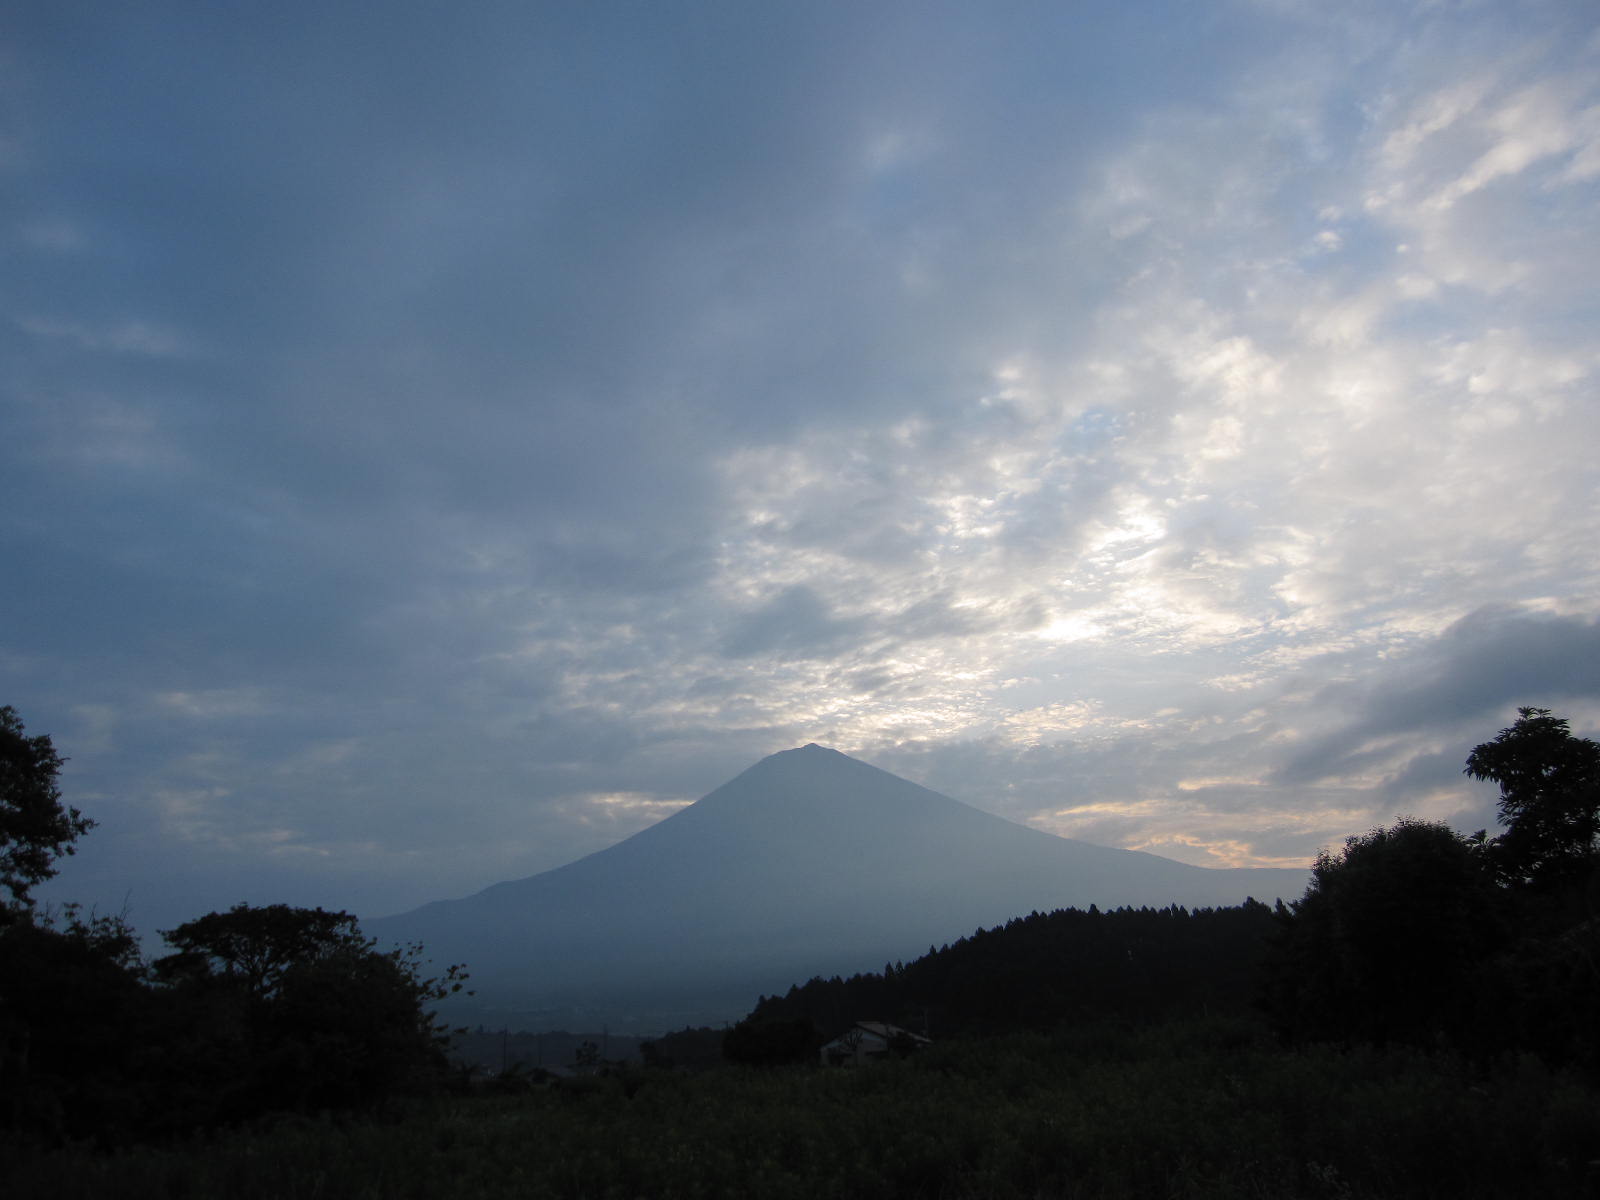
[368,745,1307,1031]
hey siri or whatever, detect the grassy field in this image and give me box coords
[16,1019,1600,1200]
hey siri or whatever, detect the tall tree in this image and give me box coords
[1464,709,1600,1073]
[0,706,94,912]
[1466,707,1600,888]
[154,903,469,1111]
[156,903,371,999]
[1262,819,1504,1046]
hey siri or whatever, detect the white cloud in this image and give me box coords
[17,217,86,252]
[18,315,196,358]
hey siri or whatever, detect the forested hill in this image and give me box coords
[748,899,1281,1039]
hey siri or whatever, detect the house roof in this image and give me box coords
[837,1021,931,1045]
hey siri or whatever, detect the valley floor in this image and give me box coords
[16,1019,1600,1200]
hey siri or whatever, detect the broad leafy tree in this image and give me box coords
[1262,818,1504,1046]
[723,1015,820,1066]
[1465,708,1600,1071]
[155,903,469,1111]
[0,706,94,912]
[0,710,146,1141]
[1266,709,1600,1062]
[0,903,153,1142]
[1466,706,1600,888]
[156,903,371,999]
[0,710,474,1139]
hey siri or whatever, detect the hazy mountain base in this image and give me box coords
[372,745,1308,1031]
[22,1019,1600,1200]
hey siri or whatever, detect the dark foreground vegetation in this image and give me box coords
[13,1018,1600,1199]
[5,704,1600,1197]
[0,706,466,1147]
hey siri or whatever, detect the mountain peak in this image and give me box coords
[371,743,1310,1030]
[741,742,855,775]
[695,742,959,825]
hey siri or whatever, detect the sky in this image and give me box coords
[5,1,1599,937]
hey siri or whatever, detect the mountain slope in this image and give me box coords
[368,744,1308,1030]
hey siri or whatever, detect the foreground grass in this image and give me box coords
[16,1020,1600,1199]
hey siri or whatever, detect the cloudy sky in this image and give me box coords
[7,1,1599,935]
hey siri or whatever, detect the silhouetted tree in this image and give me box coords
[264,942,462,1109]
[154,903,468,1113]
[723,1015,819,1066]
[1466,707,1600,890]
[0,706,94,913]
[155,903,371,999]
[1263,819,1503,1047]
[0,904,152,1144]
[1,712,473,1140]
[641,1026,724,1071]
[1459,709,1600,1074]
[0,711,143,1142]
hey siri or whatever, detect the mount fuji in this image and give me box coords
[367,744,1309,1032]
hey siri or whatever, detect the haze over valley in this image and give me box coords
[371,744,1309,1030]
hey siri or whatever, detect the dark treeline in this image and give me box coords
[748,899,1281,1042]
[0,899,467,1146]
[736,707,1600,1076]
[1263,707,1599,1075]
[0,706,465,1147]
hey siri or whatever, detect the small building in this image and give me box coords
[820,1021,931,1067]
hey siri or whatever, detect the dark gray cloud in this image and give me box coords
[720,585,867,660]
[1277,609,1600,787]
[1361,608,1600,727]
